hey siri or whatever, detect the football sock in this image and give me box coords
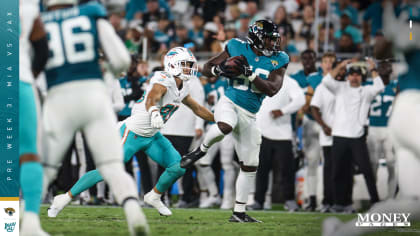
[97,181,106,199]
[201,166,218,196]
[387,162,397,198]
[97,162,138,204]
[201,125,225,152]
[222,163,236,202]
[307,175,317,196]
[234,170,256,213]
[20,162,43,214]
[196,166,207,193]
[155,163,186,193]
[70,169,104,197]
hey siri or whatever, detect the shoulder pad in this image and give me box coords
[275,51,290,67]
[80,2,107,19]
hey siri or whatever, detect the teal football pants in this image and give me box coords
[70,123,186,196]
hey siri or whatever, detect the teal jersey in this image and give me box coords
[307,72,323,90]
[204,77,229,100]
[118,76,148,117]
[41,2,107,89]
[290,70,309,89]
[224,38,289,113]
[369,79,398,127]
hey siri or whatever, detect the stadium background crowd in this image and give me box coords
[44,0,405,212]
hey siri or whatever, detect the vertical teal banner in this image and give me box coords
[0,0,19,197]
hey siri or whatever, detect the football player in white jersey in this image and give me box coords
[40,0,148,235]
[47,47,215,217]
[19,0,49,235]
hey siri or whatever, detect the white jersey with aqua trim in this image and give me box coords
[19,0,40,84]
[125,71,190,137]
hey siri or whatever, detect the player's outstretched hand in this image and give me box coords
[150,110,164,128]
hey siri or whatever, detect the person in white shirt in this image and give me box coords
[322,59,384,213]
[249,75,305,211]
[310,66,347,213]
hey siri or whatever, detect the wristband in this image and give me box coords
[148,105,159,115]
[211,66,219,77]
[248,72,257,82]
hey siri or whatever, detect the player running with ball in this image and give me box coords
[48,47,215,217]
[181,19,289,222]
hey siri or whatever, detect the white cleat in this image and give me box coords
[322,217,343,236]
[21,212,50,236]
[199,195,221,208]
[144,191,172,216]
[47,193,72,218]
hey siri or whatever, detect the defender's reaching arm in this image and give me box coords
[182,95,215,122]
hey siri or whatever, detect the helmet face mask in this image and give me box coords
[164,47,198,81]
[248,20,282,56]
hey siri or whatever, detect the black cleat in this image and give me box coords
[180,147,207,168]
[229,212,262,223]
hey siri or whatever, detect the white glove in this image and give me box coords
[149,106,164,129]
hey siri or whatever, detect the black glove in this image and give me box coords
[236,55,253,77]
[213,59,238,78]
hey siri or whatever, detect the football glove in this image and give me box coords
[149,106,164,129]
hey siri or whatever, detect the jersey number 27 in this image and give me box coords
[45,16,95,69]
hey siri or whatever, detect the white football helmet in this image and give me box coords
[45,0,77,8]
[164,47,198,81]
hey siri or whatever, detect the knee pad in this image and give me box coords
[167,163,186,178]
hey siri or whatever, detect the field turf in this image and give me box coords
[40,205,420,236]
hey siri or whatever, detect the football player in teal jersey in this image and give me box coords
[19,0,49,235]
[323,1,420,235]
[181,19,289,222]
[367,60,398,199]
[40,0,149,235]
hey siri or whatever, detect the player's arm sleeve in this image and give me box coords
[321,73,341,95]
[190,80,205,131]
[97,19,130,75]
[112,79,125,112]
[383,1,420,51]
[366,76,385,100]
[281,80,305,115]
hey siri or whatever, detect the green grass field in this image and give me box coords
[40,205,420,236]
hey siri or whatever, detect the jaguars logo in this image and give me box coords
[256,22,264,29]
[271,60,279,67]
[4,208,15,217]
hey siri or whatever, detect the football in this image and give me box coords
[223,55,247,77]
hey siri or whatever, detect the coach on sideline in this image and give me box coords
[322,59,384,213]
